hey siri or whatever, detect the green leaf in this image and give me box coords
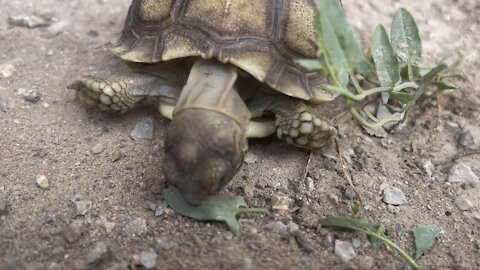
[391,92,414,104]
[371,25,400,87]
[314,0,372,84]
[296,59,325,72]
[432,80,458,91]
[413,225,441,259]
[162,188,268,234]
[391,8,422,62]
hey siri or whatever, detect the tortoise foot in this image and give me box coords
[68,75,145,113]
[273,102,337,149]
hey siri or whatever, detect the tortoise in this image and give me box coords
[68,0,338,205]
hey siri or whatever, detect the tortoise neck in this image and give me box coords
[173,59,251,128]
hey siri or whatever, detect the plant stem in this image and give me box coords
[349,71,365,94]
[236,208,269,214]
[358,228,421,270]
[322,84,392,101]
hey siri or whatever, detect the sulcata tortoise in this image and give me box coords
[68,0,338,205]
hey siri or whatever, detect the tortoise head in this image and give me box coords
[163,109,248,205]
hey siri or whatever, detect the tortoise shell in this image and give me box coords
[111,0,337,103]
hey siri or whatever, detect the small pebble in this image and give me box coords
[454,196,473,211]
[74,200,92,216]
[130,116,154,140]
[123,218,148,238]
[63,220,83,243]
[472,212,480,223]
[335,240,356,262]
[0,64,15,78]
[448,162,479,187]
[140,250,157,269]
[8,15,52,28]
[382,186,407,206]
[244,152,257,164]
[344,186,356,200]
[16,88,41,103]
[87,30,99,37]
[423,160,435,177]
[111,150,123,162]
[271,195,291,212]
[0,96,6,112]
[86,242,108,264]
[36,175,49,189]
[287,221,299,234]
[106,262,129,270]
[327,193,339,205]
[305,177,314,192]
[91,143,105,154]
[269,221,289,238]
[0,195,8,215]
[154,201,168,217]
[295,232,313,253]
[101,220,116,234]
[457,131,475,148]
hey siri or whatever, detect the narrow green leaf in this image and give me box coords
[391,92,414,104]
[371,25,400,87]
[432,80,458,91]
[163,188,268,234]
[391,8,422,62]
[296,59,325,72]
[314,0,372,81]
[413,225,441,259]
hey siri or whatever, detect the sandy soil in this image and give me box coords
[0,0,479,269]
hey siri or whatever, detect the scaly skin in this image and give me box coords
[68,60,337,204]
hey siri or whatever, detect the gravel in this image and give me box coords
[63,220,83,243]
[74,200,92,216]
[36,175,49,189]
[0,63,15,78]
[130,116,154,140]
[86,242,108,264]
[454,196,473,211]
[91,143,105,154]
[457,131,475,148]
[334,240,356,262]
[16,88,41,102]
[269,221,289,238]
[154,201,168,217]
[8,15,52,28]
[448,162,479,187]
[123,218,148,238]
[382,186,407,206]
[140,250,157,269]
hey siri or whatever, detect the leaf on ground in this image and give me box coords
[313,0,372,85]
[371,24,400,87]
[413,225,441,259]
[390,8,422,62]
[162,188,268,234]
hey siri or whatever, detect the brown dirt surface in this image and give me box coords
[1,0,479,269]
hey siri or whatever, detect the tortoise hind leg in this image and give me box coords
[269,100,337,149]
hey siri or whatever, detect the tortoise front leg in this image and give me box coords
[68,74,154,113]
[270,100,337,149]
[68,63,186,113]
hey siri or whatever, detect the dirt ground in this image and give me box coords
[1,0,479,269]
